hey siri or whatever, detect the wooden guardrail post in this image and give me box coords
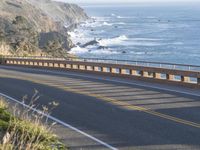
[121,69,127,74]
[131,70,137,76]
[111,68,116,73]
[94,66,98,71]
[181,76,190,83]
[102,67,108,72]
[153,72,161,79]
[166,74,174,80]
[141,71,149,77]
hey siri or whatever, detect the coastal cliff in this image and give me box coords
[0,0,88,57]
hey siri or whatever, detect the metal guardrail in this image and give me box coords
[2,55,200,72]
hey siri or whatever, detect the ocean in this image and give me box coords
[68,3,200,65]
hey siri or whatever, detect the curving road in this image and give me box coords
[0,65,200,150]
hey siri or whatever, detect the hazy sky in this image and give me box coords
[54,0,200,4]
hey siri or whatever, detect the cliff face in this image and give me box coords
[29,0,88,29]
[0,0,88,57]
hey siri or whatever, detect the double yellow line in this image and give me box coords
[1,72,200,129]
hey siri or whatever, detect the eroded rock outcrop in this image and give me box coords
[0,0,88,57]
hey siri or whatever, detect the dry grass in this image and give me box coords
[0,92,67,150]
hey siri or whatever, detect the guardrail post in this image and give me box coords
[121,69,127,74]
[102,67,107,72]
[111,68,116,73]
[181,76,190,83]
[131,70,137,76]
[141,71,149,77]
[153,72,161,79]
[95,66,99,71]
[79,65,85,70]
[86,66,92,71]
[166,74,174,80]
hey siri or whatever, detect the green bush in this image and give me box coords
[0,99,67,150]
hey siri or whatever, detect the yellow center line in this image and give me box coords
[33,79,200,128]
[1,73,200,129]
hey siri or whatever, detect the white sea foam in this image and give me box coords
[117,16,136,19]
[102,22,113,26]
[81,21,99,28]
[69,46,120,55]
[90,49,120,54]
[117,16,123,18]
[80,19,112,28]
[172,42,183,45]
[115,22,126,25]
[69,46,89,54]
[91,16,110,22]
[98,35,128,46]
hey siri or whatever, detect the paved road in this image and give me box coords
[0,65,200,150]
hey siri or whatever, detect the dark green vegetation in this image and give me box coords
[0,99,67,150]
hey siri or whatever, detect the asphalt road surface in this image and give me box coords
[0,65,200,150]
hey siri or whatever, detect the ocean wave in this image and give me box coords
[80,19,112,28]
[172,42,183,45]
[91,16,110,22]
[69,46,89,54]
[98,35,128,46]
[80,21,99,28]
[117,16,136,19]
[115,22,126,25]
[68,30,92,45]
[102,22,113,26]
[69,46,120,55]
[90,49,120,54]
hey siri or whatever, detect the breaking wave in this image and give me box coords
[98,35,128,46]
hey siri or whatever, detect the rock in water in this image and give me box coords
[82,40,99,48]
[97,46,108,49]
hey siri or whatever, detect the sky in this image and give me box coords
[54,0,200,4]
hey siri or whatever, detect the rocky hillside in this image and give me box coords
[0,0,88,57]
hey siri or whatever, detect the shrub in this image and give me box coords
[0,96,66,150]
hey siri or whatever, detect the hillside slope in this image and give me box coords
[0,0,88,57]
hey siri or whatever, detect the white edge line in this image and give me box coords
[0,92,118,150]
